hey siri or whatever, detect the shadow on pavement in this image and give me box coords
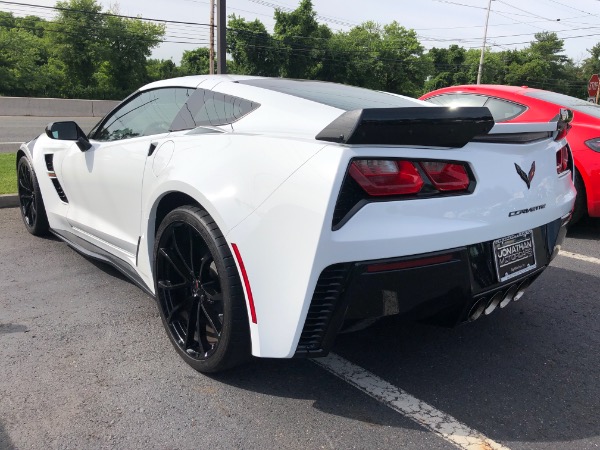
[329,265,599,445]
[211,358,422,431]
[0,421,16,450]
[567,216,599,240]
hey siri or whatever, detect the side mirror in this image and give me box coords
[45,121,92,151]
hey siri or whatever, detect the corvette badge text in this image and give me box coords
[509,204,546,217]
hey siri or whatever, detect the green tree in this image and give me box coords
[52,0,106,92]
[273,0,332,79]
[503,32,581,95]
[582,43,600,76]
[147,58,181,81]
[227,15,279,76]
[98,13,164,97]
[180,47,212,75]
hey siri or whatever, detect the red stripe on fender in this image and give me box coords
[231,243,257,324]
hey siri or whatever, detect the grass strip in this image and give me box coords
[0,153,17,195]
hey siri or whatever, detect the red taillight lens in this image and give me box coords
[585,138,600,153]
[349,160,423,196]
[556,145,569,174]
[419,162,470,191]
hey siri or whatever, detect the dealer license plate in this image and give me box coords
[493,230,537,283]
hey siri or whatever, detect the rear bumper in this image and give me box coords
[295,216,568,357]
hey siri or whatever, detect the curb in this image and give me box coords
[0,194,19,209]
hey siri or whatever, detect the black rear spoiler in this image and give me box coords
[315,107,495,148]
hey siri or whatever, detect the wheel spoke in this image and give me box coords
[184,298,200,352]
[195,303,207,354]
[165,302,184,323]
[198,251,212,278]
[22,198,32,217]
[201,282,223,303]
[159,247,192,281]
[19,178,32,194]
[171,227,194,278]
[158,280,188,291]
[188,226,195,276]
[201,302,222,336]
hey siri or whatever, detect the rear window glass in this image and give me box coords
[424,93,526,121]
[525,90,600,120]
[425,94,487,107]
[237,79,423,111]
[171,89,259,130]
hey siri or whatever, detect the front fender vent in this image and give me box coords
[44,154,68,203]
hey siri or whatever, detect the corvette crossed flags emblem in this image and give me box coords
[514,161,535,189]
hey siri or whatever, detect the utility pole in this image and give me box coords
[209,0,215,74]
[477,0,492,85]
[217,0,227,74]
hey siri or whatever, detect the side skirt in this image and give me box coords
[51,228,155,297]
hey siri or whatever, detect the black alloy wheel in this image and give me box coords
[154,206,250,373]
[17,156,49,236]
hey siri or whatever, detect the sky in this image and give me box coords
[3,0,600,66]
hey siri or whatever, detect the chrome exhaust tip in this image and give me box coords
[513,279,531,302]
[484,291,504,315]
[500,284,518,308]
[469,297,487,321]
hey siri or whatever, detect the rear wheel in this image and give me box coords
[17,156,49,236]
[153,206,250,373]
[571,169,587,225]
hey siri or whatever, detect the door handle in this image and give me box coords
[148,142,158,156]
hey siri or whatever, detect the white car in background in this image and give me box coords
[17,76,575,372]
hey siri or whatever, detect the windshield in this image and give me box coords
[238,79,424,111]
[525,90,600,120]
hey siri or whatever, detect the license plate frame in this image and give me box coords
[493,230,537,283]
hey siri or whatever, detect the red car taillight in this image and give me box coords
[420,161,470,191]
[585,138,600,153]
[556,145,569,174]
[349,160,423,196]
[349,159,471,196]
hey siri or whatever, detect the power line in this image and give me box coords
[0,0,214,27]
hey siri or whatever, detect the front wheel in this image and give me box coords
[17,156,49,236]
[153,206,251,373]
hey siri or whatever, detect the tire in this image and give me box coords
[17,156,49,236]
[153,205,251,373]
[571,169,587,225]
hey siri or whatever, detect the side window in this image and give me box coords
[93,88,194,141]
[424,94,487,107]
[483,97,526,121]
[171,89,260,131]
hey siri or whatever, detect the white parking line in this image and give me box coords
[559,251,600,265]
[314,353,509,450]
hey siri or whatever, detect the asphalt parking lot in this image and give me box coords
[0,207,598,450]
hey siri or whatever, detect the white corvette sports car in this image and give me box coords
[17,75,575,372]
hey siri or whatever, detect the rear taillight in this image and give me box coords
[420,162,470,191]
[349,159,471,197]
[349,160,423,196]
[556,145,569,174]
[585,138,600,153]
[334,158,474,230]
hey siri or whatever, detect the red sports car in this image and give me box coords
[420,85,600,223]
